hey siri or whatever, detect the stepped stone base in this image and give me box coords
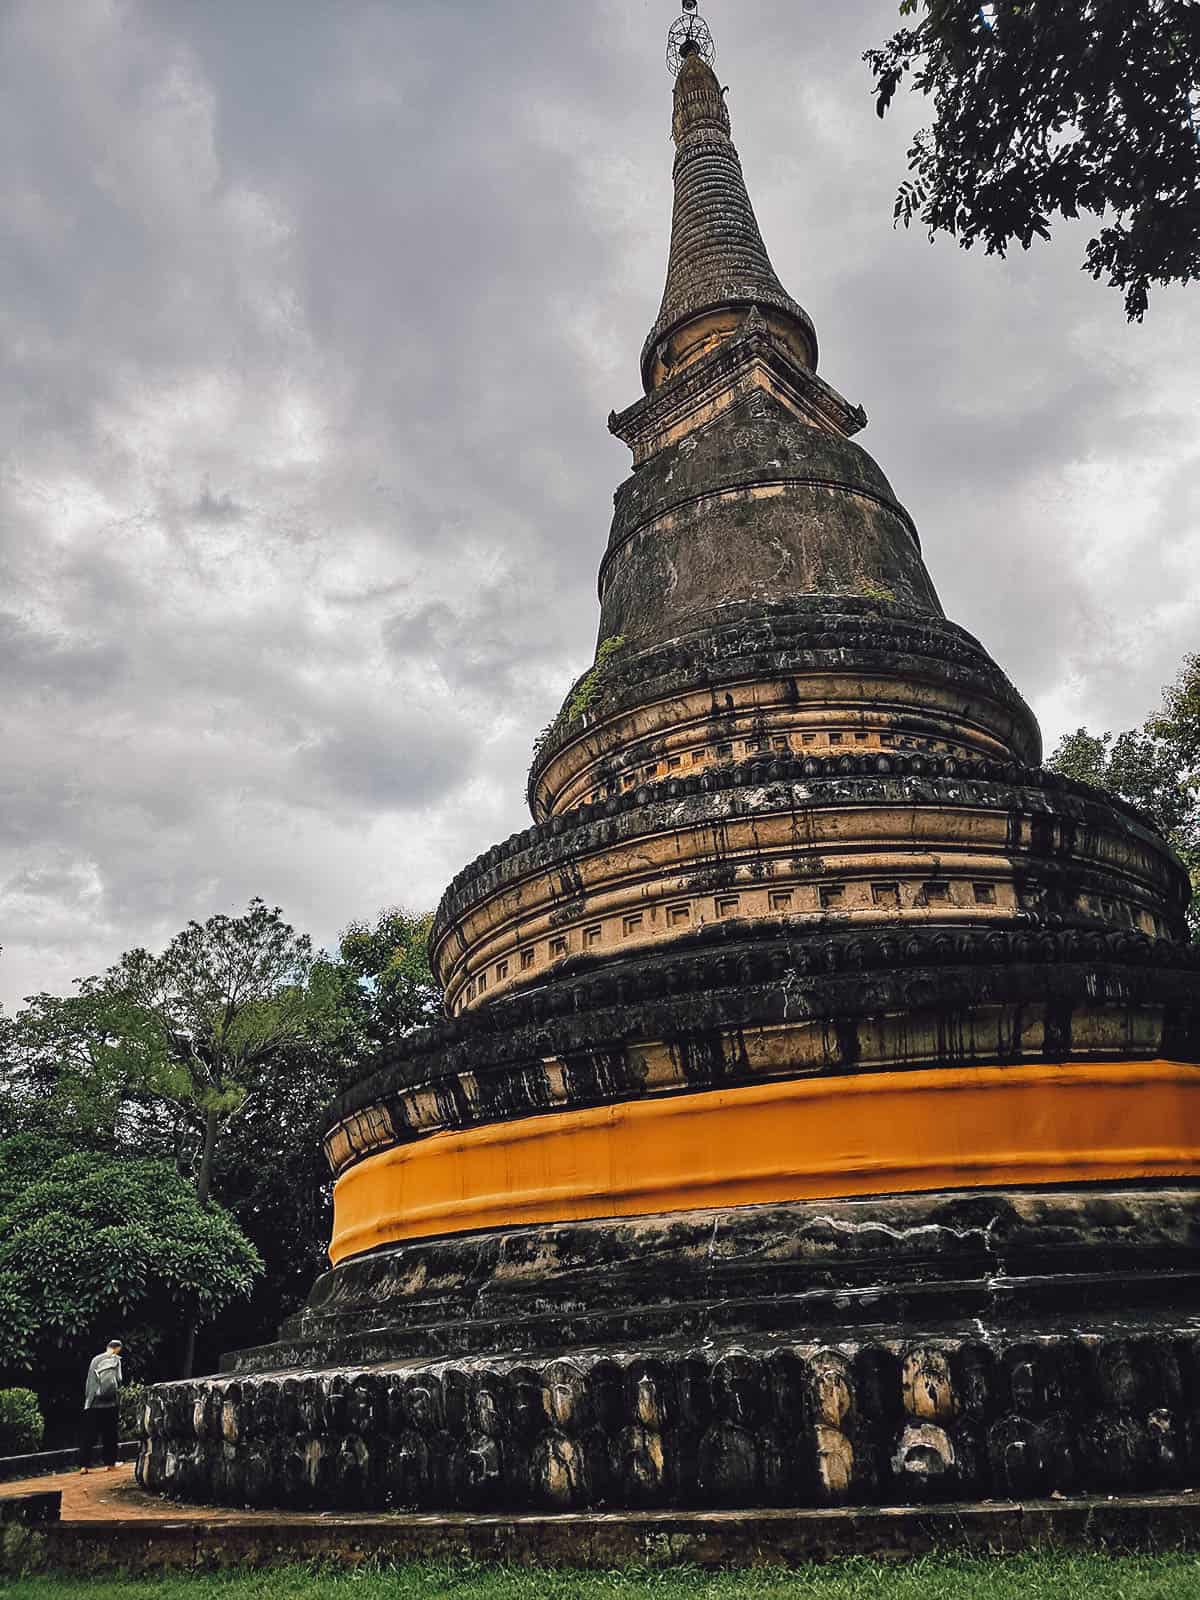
[141,1186,1200,1512]
[15,1461,1200,1567]
[139,1325,1200,1513]
[19,1496,1200,1571]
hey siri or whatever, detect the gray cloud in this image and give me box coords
[191,486,246,524]
[0,0,1197,1006]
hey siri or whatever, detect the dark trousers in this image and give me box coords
[80,1405,118,1468]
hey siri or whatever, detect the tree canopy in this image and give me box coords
[0,1142,260,1379]
[94,899,340,1206]
[337,907,440,1059]
[0,898,440,1394]
[1049,653,1199,936]
[866,1,1200,318]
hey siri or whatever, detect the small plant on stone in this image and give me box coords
[568,635,627,722]
[530,636,629,786]
[858,577,895,606]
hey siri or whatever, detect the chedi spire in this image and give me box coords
[642,43,817,391]
[606,21,942,657]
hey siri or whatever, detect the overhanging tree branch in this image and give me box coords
[866,0,1200,318]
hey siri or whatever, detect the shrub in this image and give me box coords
[0,1387,44,1456]
[0,1150,262,1372]
[119,1381,148,1440]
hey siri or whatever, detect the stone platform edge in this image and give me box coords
[16,1494,1200,1572]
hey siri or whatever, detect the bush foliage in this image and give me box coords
[119,1381,148,1441]
[0,1387,43,1456]
[0,1146,261,1373]
[867,1,1200,319]
[1049,653,1199,939]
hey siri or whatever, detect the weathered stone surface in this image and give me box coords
[527,598,1043,816]
[239,1189,1200,1373]
[642,54,817,390]
[324,927,1200,1170]
[604,388,922,570]
[599,395,941,648]
[24,1497,1200,1572]
[433,761,1190,1014]
[141,1321,1200,1511]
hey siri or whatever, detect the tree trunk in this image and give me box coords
[180,1320,198,1382]
[196,1104,218,1208]
[180,1106,220,1379]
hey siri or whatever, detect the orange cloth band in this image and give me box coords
[329,1060,1200,1264]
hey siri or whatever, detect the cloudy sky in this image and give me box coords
[2,0,1197,1008]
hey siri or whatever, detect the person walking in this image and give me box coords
[80,1339,123,1472]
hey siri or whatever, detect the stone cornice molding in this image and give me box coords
[526,604,1040,811]
[613,319,865,467]
[322,923,1200,1173]
[438,760,1188,970]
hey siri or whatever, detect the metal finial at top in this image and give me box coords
[667,1,715,76]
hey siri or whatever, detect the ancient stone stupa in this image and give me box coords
[143,12,1200,1511]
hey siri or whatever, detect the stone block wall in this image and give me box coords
[140,1330,1200,1511]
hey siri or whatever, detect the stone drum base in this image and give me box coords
[140,1186,1200,1512]
[140,1324,1200,1512]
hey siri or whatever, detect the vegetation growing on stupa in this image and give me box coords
[530,635,628,772]
[568,635,626,721]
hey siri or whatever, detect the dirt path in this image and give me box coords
[0,1464,388,1524]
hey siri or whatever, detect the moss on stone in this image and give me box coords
[567,635,626,722]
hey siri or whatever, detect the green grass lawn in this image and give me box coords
[7,1556,1200,1600]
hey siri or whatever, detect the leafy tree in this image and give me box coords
[196,1034,360,1367]
[195,910,439,1365]
[196,910,440,1364]
[98,900,334,1212]
[0,900,442,1384]
[0,1388,43,1454]
[1049,653,1200,936]
[337,908,441,1058]
[866,1,1200,318]
[0,989,166,1155]
[1047,726,1111,789]
[66,900,351,1374]
[0,1142,260,1384]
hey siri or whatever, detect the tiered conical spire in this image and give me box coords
[642,53,817,391]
